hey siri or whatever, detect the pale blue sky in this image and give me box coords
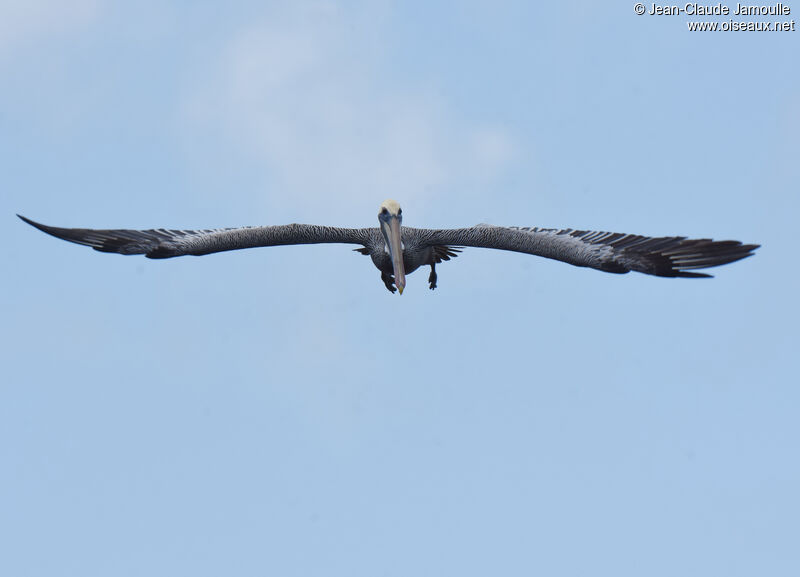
[2,2,798,576]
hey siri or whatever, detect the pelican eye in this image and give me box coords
[380,208,389,216]
[397,208,402,216]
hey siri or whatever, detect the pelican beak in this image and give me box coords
[382,216,406,295]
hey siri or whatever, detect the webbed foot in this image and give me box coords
[381,272,397,293]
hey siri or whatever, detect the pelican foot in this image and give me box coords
[428,266,437,290]
[381,272,397,293]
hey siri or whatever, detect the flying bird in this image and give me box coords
[18,200,758,294]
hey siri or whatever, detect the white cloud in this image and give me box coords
[468,126,517,180]
[0,0,98,61]
[183,1,516,221]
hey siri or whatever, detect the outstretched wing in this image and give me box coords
[18,215,372,259]
[418,224,759,278]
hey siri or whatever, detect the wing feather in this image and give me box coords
[18,215,372,258]
[418,224,758,277]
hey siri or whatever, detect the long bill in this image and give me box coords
[382,216,406,294]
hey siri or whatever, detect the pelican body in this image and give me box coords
[18,200,759,293]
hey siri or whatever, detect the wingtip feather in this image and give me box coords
[18,214,56,235]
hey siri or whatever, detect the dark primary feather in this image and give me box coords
[420,224,759,278]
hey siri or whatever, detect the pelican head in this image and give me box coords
[378,199,405,294]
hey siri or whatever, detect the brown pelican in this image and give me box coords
[18,199,758,294]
